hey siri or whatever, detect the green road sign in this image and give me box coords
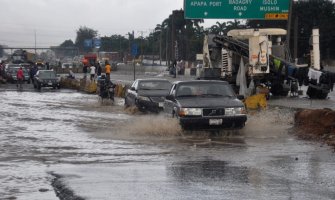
[184,0,290,19]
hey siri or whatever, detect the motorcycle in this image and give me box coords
[99,79,115,103]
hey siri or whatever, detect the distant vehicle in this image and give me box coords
[61,63,73,69]
[20,63,32,70]
[164,80,247,130]
[116,62,125,67]
[124,79,172,113]
[5,64,30,84]
[11,49,35,64]
[33,70,60,90]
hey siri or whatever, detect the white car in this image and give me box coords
[61,63,73,69]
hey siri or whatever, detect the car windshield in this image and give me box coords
[9,67,28,75]
[39,71,56,78]
[138,80,171,90]
[176,82,235,97]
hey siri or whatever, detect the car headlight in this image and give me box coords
[225,107,246,115]
[179,108,202,116]
[137,96,150,101]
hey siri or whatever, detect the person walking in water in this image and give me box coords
[83,64,88,80]
[16,67,24,89]
[89,63,96,81]
[105,60,111,81]
[96,62,102,77]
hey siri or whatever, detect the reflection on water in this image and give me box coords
[168,160,249,182]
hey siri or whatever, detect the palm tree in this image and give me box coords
[209,21,227,35]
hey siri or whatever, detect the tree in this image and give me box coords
[53,39,77,58]
[247,0,335,59]
[0,45,4,58]
[209,21,227,35]
[293,0,335,59]
[60,40,75,47]
[75,26,98,53]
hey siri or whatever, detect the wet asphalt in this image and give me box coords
[1,75,335,200]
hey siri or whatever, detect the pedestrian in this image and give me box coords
[29,65,37,84]
[204,53,210,68]
[83,64,88,79]
[16,67,24,89]
[172,60,177,78]
[96,62,102,77]
[90,64,96,81]
[0,61,3,78]
[105,60,111,81]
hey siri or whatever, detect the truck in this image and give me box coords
[11,49,35,64]
[200,28,333,99]
[82,52,118,71]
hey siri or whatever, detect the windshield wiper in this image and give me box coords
[177,94,195,97]
[201,94,223,97]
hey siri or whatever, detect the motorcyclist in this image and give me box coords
[99,78,115,101]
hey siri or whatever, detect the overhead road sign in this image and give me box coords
[93,38,101,48]
[84,39,92,48]
[131,43,138,56]
[184,0,290,19]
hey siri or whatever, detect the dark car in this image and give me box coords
[125,79,172,113]
[33,70,60,90]
[5,65,30,84]
[164,80,247,130]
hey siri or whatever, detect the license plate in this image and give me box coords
[209,119,222,125]
[158,102,164,107]
[48,82,52,85]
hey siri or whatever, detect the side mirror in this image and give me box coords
[237,95,245,100]
[165,94,174,101]
[130,87,136,91]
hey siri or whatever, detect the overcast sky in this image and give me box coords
[0,0,219,47]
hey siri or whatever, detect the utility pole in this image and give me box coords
[294,17,298,61]
[34,30,37,62]
[286,0,293,62]
[166,27,169,66]
[160,30,162,65]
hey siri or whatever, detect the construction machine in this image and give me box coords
[200,28,333,99]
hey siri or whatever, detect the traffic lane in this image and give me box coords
[51,109,335,200]
[0,88,129,199]
[268,85,335,109]
[1,80,335,199]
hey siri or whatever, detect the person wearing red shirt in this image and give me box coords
[16,67,24,89]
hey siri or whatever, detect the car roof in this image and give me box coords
[39,70,54,72]
[173,80,229,85]
[6,64,21,67]
[136,78,170,82]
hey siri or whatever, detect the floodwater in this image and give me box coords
[1,86,335,200]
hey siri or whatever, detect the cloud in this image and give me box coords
[0,0,184,47]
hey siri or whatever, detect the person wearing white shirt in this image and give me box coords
[90,65,96,81]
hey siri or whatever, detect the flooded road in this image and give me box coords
[1,85,335,200]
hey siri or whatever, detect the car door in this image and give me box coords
[164,84,177,116]
[125,80,138,106]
